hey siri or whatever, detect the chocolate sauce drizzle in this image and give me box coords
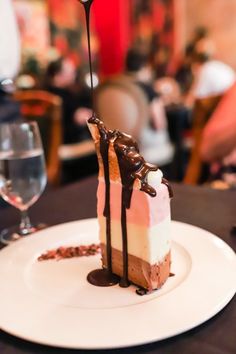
[79,0,173,291]
[86,120,120,286]
[162,178,174,198]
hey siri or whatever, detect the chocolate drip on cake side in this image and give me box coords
[80,0,119,287]
[113,131,158,287]
[87,119,120,286]
[161,178,174,198]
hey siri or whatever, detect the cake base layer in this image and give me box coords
[101,244,171,290]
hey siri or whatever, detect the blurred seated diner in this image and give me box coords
[185,49,236,108]
[124,48,174,171]
[44,58,91,145]
[44,58,97,184]
[153,74,191,181]
[175,26,214,95]
[175,44,194,95]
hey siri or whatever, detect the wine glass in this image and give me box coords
[0,122,47,244]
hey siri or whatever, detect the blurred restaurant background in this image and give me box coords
[2,0,236,189]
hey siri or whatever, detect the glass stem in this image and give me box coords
[19,210,33,235]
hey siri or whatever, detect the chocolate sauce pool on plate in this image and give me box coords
[87,268,120,287]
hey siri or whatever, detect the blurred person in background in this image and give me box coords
[175,44,195,95]
[175,28,215,101]
[155,71,191,181]
[187,27,215,59]
[193,53,235,99]
[125,48,174,170]
[151,45,171,79]
[151,46,192,180]
[185,49,235,107]
[45,58,91,144]
[125,48,167,131]
[0,0,21,123]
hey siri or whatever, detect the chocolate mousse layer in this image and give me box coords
[101,244,171,291]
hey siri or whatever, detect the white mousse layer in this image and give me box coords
[99,215,171,264]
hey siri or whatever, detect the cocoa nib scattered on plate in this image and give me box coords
[38,244,101,261]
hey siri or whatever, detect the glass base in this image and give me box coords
[0,223,47,245]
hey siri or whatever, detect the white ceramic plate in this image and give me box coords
[0,219,235,350]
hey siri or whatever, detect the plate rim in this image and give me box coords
[0,218,235,350]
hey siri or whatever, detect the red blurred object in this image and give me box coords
[21,104,46,116]
[93,0,130,76]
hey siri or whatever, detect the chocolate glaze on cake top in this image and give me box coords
[88,115,159,203]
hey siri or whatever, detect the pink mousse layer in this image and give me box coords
[97,180,170,227]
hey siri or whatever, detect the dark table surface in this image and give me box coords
[0,176,235,354]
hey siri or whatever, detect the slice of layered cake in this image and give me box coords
[87,116,173,293]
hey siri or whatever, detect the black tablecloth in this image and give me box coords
[0,176,235,354]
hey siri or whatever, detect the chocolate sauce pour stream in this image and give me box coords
[80,0,94,104]
[80,0,119,286]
